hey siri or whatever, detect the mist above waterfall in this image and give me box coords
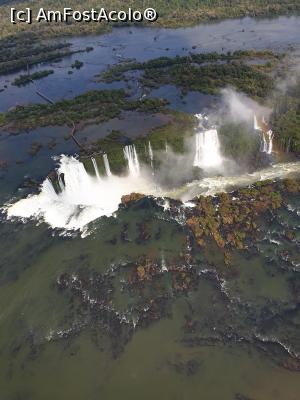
[218,88,272,124]
[275,52,300,94]
[144,114,225,189]
[5,151,300,232]
[203,88,276,171]
[4,98,285,232]
[6,155,157,230]
[4,115,227,231]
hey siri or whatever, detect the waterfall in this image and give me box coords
[123,145,140,177]
[254,115,273,155]
[6,155,155,230]
[91,157,101,180]
[58,175,65,191]
[261,132,268,153]
[103,154,112,177]
[148,141,154,169]
[6,154,300,232]
[58,156,99,201]
[254,115,262,131]
[266,130,273,154]
[193,129,223,169]
[46,177,60,198]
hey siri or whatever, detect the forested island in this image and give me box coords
[99,50,280,98]
[12,70,54,86]
[0,32,95,75]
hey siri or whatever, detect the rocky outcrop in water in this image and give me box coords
[121,192,145,205]
[184,179,299,263]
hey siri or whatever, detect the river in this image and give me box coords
[1,16,300,400]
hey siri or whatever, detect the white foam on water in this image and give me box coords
[6,155,300,232]
[172,161,300,202]
[6,155,157,230]
[4,110,300,233]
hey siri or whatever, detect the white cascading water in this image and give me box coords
[254,115,261,131]
[5,154,300,231]
[254,115,273,155]
[91,157,101,180]
[193,129,223,169]
[6,155,154,230]
[148,141,154,169]
[260,129,273,154]
[103,154,112,177]
[266,130,274,154]
[4,114,298,233]
[123,145,140,177]
[167,161,300,202]
[262,132,268,153]
[58,175,65,191]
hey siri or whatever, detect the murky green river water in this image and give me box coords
[1,193,300,399]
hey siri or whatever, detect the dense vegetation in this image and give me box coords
[82,113,268,177]
[0,32,94,75]
[0,33,71,74]
[219,122,264,169]
[142,63,273,98]
[0,89,169,132]
[100,50,279,98]
[271,77,300,154]
[83,111,196,175]
[100,50,279,82]
[186,178,297,262]
[12,69,54,86]
[0,1,299,40]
